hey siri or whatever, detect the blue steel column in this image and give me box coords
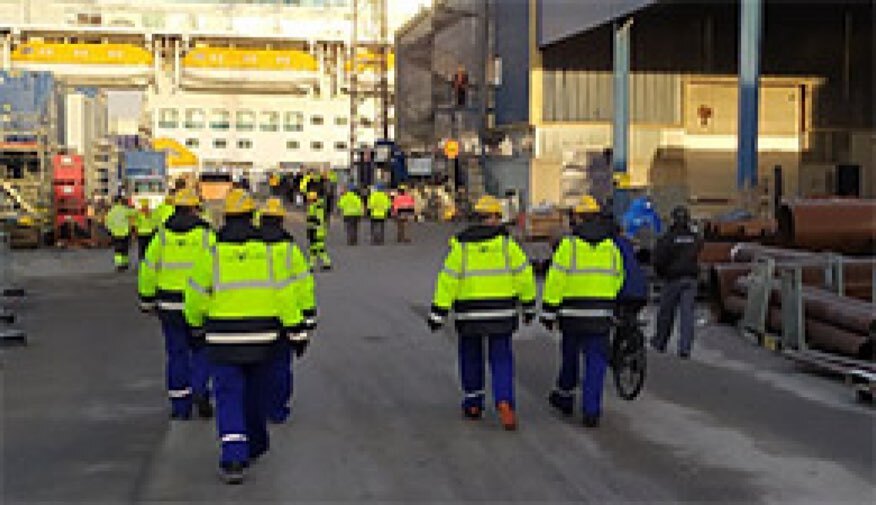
[738,0,762,189]
[613,19,633,174]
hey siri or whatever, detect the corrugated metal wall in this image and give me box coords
[542,71,680,124]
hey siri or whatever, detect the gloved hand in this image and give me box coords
[290,339,310,358]
[288,331,310,358]
[539,316,556,331]
[427,313,445,332]
[522,311,535,326]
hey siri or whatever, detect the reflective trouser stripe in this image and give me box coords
[169,388,192,399]
[221,434,248,443]
[464,390,485,398]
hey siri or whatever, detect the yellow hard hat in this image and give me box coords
[474,195,503,215]
[573,195,601,214]
[261,198,286,218]
[174,188,201,207]
[306,191,318,202]
[164,194,174,205]
[224,188,256,215]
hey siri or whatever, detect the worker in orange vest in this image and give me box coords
[392,185,416,243]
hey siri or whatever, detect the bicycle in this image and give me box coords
[611,316,647,400]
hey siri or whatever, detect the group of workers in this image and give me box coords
[137,186,315,485]
[429,194,649,430]
[118,172,699,485]
[336,184,416,246]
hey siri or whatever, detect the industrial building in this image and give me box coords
[1,0,398,212]
[396,0,875,214]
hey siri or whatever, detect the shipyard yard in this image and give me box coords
[3,223,874,504]
[1,0,875,503]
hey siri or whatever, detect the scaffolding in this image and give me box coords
[395,0,492,193]
[349,0,390,178]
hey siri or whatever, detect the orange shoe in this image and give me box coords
[497,401,517,431]
[463,405,482,420]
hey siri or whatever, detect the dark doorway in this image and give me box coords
[836,164,860,197]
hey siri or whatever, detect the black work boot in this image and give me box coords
[582,414,600,428]
[548,390,574,416]
[194,395,214,419]
[220,462,245,485]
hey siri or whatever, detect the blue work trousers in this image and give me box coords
[555,332,609,417]
[162,321,210,417]
[213,361,272,466]
[458,334,515,410]
[268,343,293,423]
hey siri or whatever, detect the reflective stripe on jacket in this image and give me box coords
[138,226,215,315]
[431,230,536,336]
[542,236,625,332]
[184,241,303,348]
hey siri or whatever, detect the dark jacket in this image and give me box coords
[207,215,281,365]
[653,224,701,280]
[259,217,294,244]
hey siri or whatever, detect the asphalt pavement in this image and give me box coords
[2,219,874,504]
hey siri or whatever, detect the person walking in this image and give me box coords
[138,188,216,420]
[650,205,702,358]
[105,195,134,272]
[257,198,316,424]
[541,196,647,427]
[428,195,536,430]
[134,199,156,261]
[337,186,365,246]
[306,191,332,270]
[184,189,309,484]
[392,185,416,243]
[367,184,391,245]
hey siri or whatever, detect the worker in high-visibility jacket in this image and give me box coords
[258,198,316,423]
[337,186,365,246]
[105,196,134,271]
[428,195,536,430]
[541,195,647,428]
[392,185,416,243]
[306,191,332,270]
[135,199,156,261]
[367,184,392,245]
[184,189,308,485]
[139,188,216,420]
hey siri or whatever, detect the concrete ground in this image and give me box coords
[2,219,874,504]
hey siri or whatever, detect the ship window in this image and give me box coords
[260,111,280,132]
[284,112,303,132]
[184,109,205,129]
[209,109,231,131]
[158,108,179,129]
[236,110,255,131]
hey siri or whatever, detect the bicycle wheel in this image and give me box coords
[612,331,647,401]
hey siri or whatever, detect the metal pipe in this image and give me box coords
[777,199,876,254]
